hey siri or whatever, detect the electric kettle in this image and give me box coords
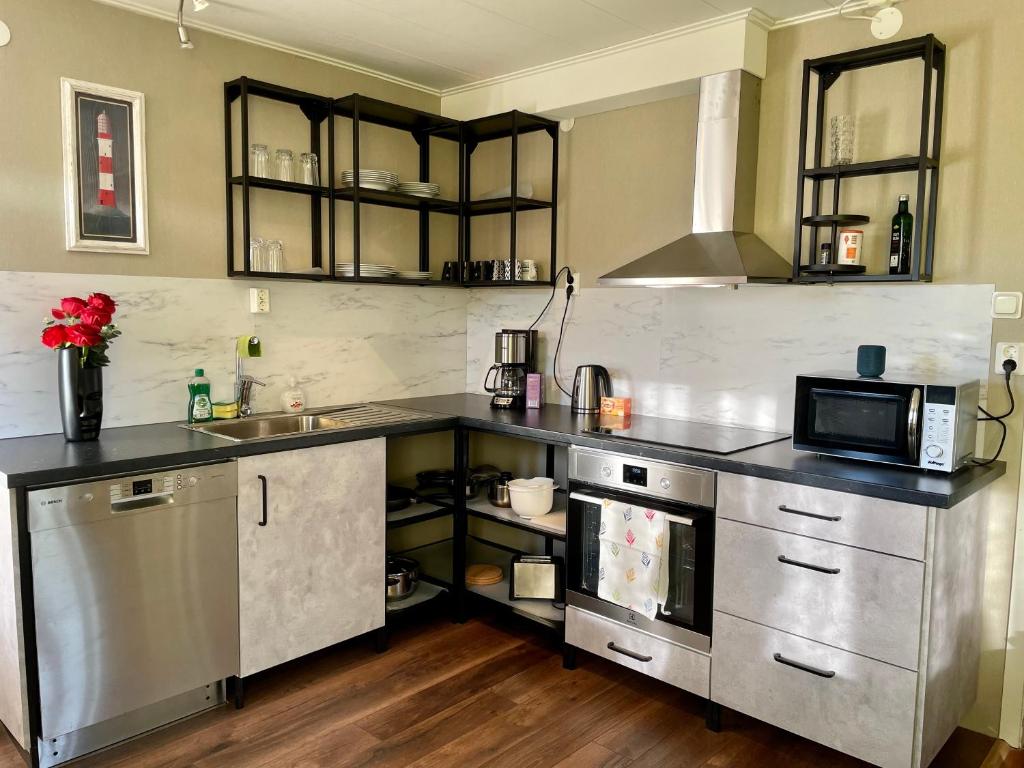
[571,365,612,414]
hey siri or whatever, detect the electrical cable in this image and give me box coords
[528,266,570,331]
[525,266,576,398]
[553,284,575,398]
[973,361,1016,466]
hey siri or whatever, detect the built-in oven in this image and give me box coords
[792,371,979,473]
[566,446,715,653]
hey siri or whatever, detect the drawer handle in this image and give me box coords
[778,505,841,522]
[607,642,652,663]
[258,474,268,527]
[773,652,836,679]
[778,555,840,575]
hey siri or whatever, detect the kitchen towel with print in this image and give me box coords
[597,498,669,620]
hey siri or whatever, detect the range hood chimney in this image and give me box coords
[598,70,792,287]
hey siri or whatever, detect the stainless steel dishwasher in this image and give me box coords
[28,462,239,767]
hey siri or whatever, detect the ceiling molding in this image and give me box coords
[91,0,876,100]
[770,1,874,30]
[439,9,762,99]
[90,0,443,96]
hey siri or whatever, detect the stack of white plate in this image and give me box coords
[339,169,398,192]
[396,181,441,198]
[397,270,433,280]
[334,262,398,278]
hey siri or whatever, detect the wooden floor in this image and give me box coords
[1,612,1019,768]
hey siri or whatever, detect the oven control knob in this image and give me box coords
[660,478,671,490]
[925,445,944,459]
[601,466,612,478]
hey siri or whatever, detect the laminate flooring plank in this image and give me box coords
[550,742,634,768]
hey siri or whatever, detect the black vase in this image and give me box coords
[57,347,103,442]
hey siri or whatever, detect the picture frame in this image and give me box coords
[60,77,149,254]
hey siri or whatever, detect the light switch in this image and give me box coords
[992,292,1022,319]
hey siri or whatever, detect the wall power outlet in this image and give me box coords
[249,287,270,314]
[994,342,1023,375]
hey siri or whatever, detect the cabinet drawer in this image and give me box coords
[718,473,928,560]
[715,518,923,669]
[566,606,710,697]
[711,612,917,768]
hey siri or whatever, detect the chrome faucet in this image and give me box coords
[235,335,265,417]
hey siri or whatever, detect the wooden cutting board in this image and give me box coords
[466,563,503,586]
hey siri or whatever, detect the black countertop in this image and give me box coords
[377,394,1005,509]
[0,393,1003,508]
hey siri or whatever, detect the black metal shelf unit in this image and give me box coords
[463,111,559,287]
[333,94,462,285]
[225,78,333,279]
[226,78,560,287]
[793,35,945,283]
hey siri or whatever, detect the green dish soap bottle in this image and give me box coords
[187,369,214,424]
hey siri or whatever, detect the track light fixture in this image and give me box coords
[177,0,193,49]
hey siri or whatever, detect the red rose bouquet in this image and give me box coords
[41,293,121,367]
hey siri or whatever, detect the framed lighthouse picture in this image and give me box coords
[60,78,149,254]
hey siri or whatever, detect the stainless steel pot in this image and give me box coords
[386,555,419,601]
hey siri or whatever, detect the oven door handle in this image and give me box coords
[908,387,921,460]
[568,491,698,526]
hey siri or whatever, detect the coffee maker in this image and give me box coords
[484,329,538,409]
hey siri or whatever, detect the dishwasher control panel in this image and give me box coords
[109,475,174,502]
[28,463,237,533]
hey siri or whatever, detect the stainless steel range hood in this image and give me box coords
[598,70,792,287]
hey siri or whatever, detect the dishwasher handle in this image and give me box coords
[110,492,175,513]
[258,474,268,526]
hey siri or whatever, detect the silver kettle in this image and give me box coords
[571,365,612,414]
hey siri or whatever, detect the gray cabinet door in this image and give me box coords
[237,439,385,677]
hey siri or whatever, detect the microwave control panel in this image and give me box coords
[920,387,956,472]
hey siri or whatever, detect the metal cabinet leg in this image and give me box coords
[705,700,722,732]
[374,626,389,653]
[231,676,245,710]
[562,644,577,670]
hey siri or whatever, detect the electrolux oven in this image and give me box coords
[566,446,716,653]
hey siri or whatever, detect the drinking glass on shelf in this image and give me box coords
[248,237,267,272]
[249,144,269,177]
[829,115,854,166]
[266,239,284,272]
[300,153,320,186]
[275,149,294,182]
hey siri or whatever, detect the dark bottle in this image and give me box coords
[888,194,913,275]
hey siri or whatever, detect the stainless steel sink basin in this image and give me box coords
[183,404,438,442]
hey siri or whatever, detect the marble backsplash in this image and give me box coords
[0,272,468,438]
[0,271,995,439]
[466,283,996,432]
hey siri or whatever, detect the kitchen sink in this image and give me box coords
[184,404,438,442]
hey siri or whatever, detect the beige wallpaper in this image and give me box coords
[756,3,1024,736]
[0,0,443,279]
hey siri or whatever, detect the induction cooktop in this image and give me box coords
[582,415,790,455]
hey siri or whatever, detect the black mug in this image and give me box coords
[469,261,483,282]
[441,261,460,282]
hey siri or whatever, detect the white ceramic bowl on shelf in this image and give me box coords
[508,477,558,518]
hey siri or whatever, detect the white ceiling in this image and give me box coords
[103,0,835,92]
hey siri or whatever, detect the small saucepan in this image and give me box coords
[386,555,419,601]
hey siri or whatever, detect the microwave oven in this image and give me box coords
[793,371,979,473]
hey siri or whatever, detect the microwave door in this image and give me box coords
[798,384,923,464]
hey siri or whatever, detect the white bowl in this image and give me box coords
[508,477,557,518]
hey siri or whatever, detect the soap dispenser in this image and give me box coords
[280,377,306,413]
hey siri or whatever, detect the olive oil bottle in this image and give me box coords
[888,194,913,275]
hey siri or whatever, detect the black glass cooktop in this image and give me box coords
[582,415,790,455]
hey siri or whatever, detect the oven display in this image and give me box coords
[132,479,153,496]
[622,464,647,487]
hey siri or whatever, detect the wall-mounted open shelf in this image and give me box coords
[225,78,558,288]
[792,35,945,284]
